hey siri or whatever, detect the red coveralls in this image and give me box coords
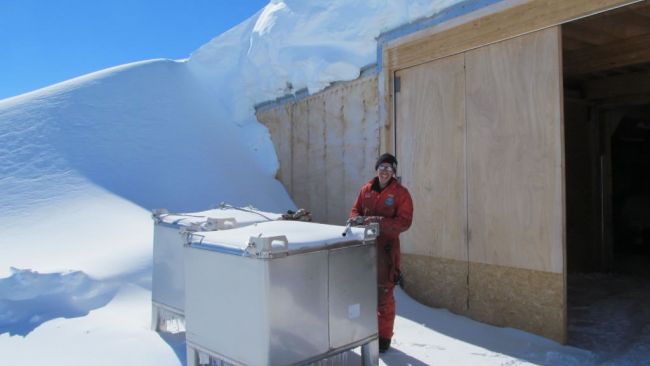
[349,177,413,340]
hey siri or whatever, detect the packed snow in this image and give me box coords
[1,0,649,365]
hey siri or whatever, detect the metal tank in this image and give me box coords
[184,220,379,366]
[150,204,282,331]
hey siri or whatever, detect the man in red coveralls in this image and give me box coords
[349,153,413,353]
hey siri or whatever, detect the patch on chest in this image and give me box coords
[365,193,372,198]
[385,195,395,206]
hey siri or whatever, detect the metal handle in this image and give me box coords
[364,223,379,240]
[182,231,205,247]
[246,235,289,258]
[203,217,237,231]
[151,208,169,223]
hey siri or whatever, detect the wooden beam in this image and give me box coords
[627,0,650,17]
[564,33,650,75]
[598,93,650,108]
[584,70,650,99]
[384,0,641,71]
[562,22,620,47]
[575,7,650,39]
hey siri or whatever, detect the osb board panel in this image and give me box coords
[468,261,566,343]
[395,53,468,261]
[256,105,292,193]
[383,0,640,71]
[465,27,564,273]
[401,253,468,315]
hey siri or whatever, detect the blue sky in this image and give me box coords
[0,0,269,100]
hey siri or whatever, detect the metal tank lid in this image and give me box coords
[187,221,376,258]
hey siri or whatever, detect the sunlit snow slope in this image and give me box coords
[0,58,294,278]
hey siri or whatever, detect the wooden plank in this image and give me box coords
[324,88,346,224]
[628,0,650,17]
[258,76,380,224]
[380,72,395,156]
[362,78,381,182]
[307,97,327,223]
[384,0,640,71]
[465,27,564,273]
[597,93,650,108]
[562,22,620,48]
[395,53,467,260]
[291,100,310,211]
[584,70,650,99]
[564,33,650,75]
[585,4,650,38]
[343,77,380,217]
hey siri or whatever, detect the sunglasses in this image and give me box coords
[377,164,394,172]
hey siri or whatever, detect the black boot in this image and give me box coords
[379,337,391,353]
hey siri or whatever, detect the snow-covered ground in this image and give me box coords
[1,1,650,365]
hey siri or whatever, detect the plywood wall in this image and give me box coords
[465,27,564,274]
[256,76,380,224]
[395,53,468,261]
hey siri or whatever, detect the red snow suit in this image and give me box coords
[349,177,413,339]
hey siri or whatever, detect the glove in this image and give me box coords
[347,216,365,226]
[363,216,382,225]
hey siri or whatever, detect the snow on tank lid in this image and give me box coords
[189,221,372,254]
[152,205,282,228]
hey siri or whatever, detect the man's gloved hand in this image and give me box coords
[363,216,382,225]
[347,216,365,226]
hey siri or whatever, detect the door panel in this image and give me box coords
[395,53,467,260]
[464,27,566,342]
[394,27,566,342]
[465,27,564,273]
[395,53,468,314]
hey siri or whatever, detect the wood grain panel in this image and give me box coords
[361,78,381,183]
[291,100,310,210]
[395,53,467,261]
[307,97,327,223]
[258,76,380,225]
[342,78,378,221]
[324,88,346,224]
[465,27,564,273]
[564,33,650,75]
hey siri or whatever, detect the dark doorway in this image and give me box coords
[563,2,650,361]
[612,112,650,267]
